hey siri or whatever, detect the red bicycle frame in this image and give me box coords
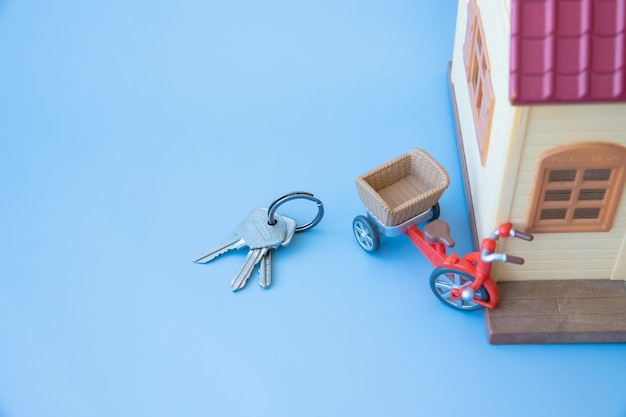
[406,222,533,310]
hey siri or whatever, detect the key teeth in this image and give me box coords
[230,266,253,290]
[258,250,272,289]
[230,248,267,291]
[194,246,230,263]
[194,238,245,263]
[258,266,271,288]
[194,252,222,263]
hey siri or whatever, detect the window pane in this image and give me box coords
[584,169,611,181]
[578,188,606,201]
[540,208,567,220]
[573,207,601,219]
[549,170,576,182]
[472,59,479,88]
[544,190,572,201]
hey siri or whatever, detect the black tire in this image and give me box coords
[429,267,489,311]
[352,215,380,252]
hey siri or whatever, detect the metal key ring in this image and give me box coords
[267,192,324,232]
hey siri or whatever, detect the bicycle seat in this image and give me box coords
[423,219,455,247]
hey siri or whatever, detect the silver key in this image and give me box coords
[258,215,296,289]
[230,208,287,291]
[194,233,246,264]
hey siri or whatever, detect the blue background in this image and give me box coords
[2,1,626,416]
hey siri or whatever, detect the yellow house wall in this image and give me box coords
[450,0,520,243]
[497,104,626,281]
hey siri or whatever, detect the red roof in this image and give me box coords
[510,0,626,104]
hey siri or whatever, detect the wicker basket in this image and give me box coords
[355,149,450,227]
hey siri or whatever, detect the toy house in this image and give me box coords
[450,0,626,281]
[448,0,626,342]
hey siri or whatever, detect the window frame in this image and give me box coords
[463,0,495,166]
[527,143,626,233]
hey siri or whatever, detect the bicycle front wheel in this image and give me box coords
[429,267,489,311]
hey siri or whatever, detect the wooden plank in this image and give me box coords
[487,313,626,334]
[484,280,626,344]
[488,297,559,316]
[558,297,626,315]
[486,313,626,344]
[497,280,626,299]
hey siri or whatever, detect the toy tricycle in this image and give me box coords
[352,149,533,311]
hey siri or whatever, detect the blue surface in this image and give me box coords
[2,2,626,416]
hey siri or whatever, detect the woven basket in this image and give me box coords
[355,149,450,226]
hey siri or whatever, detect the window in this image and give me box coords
[463,0,495,166]
[527,143,626,233]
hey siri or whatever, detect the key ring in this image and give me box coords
[267,192,324,232]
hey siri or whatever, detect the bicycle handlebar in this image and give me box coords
[480,250,525,265]
[492,224,534,241]
[505,254,525,265]
[482,224,532,265]
[510,228,534,242]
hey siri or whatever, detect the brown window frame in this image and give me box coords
[463,0,495,166]
[527,143,626,233]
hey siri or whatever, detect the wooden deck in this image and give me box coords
[484,280,626,344]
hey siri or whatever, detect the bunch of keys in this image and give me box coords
[194,192,324,291]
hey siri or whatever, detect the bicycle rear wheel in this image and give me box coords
[353,215,380,252]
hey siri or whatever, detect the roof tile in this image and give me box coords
[556,1,587,37]
[520,1,554,38]
[591,34,624,71]
[517,73,553,100]
[590,71,624,98]
[520,38,554,73]
[594,0,625,36]
[556,37,587,74]
[555,72,587,99]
